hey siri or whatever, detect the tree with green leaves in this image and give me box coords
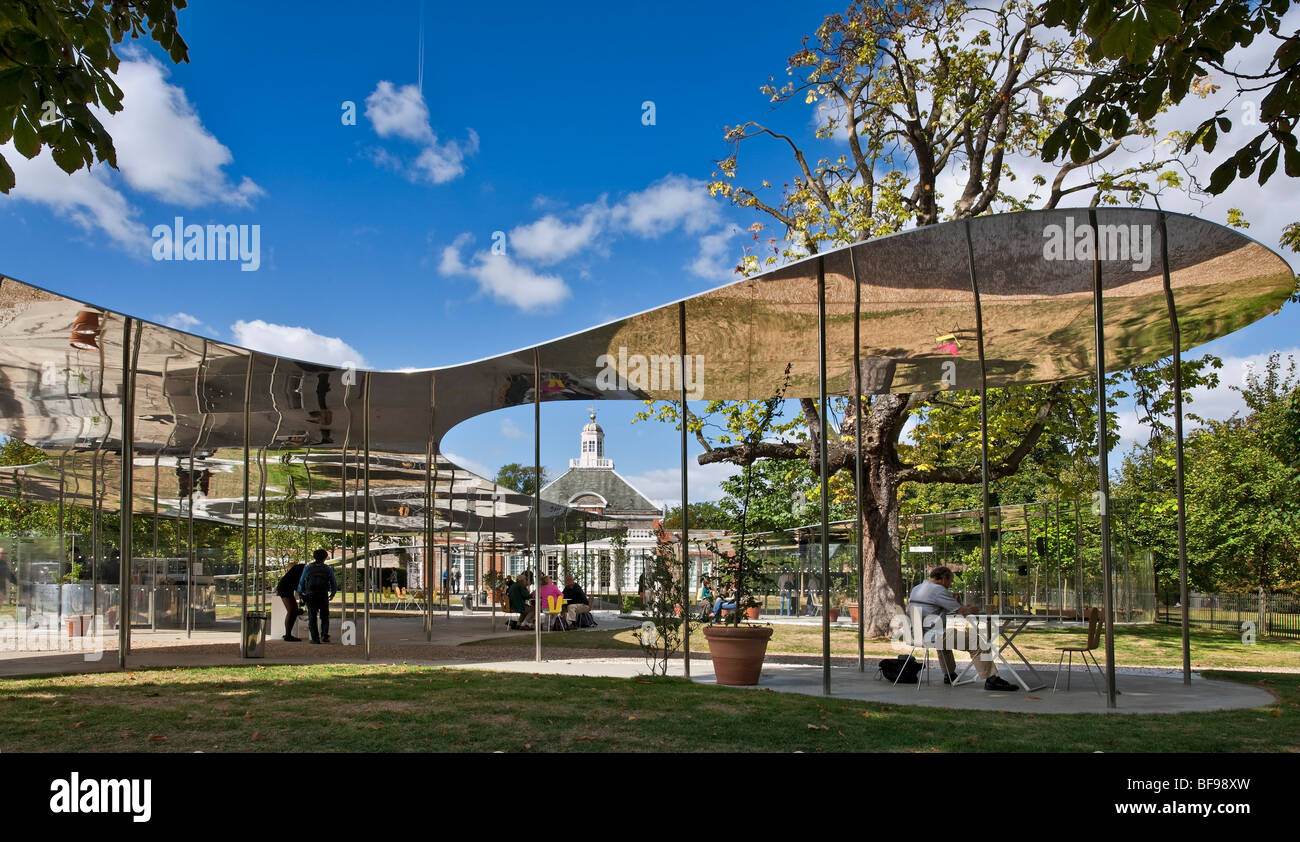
[1184,353,1300,593]
[660,501,731,530]
[0,0,190,192]
[1041,0,1299,195]
[642,0,1198,636]
[494,462,548,497]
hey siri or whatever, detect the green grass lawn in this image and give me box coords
[465,622,1300,670]
[0,664,1292,752]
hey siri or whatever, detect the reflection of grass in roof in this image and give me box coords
[0,663,1290,753]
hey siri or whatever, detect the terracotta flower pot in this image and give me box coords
[703,624,774,686]
[744,605,761,620]
[847,603,860,624]
[673,604,683,617]
[828,607,840,622]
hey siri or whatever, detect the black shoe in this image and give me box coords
[309,639,321,644]
[943,673,959,685]
[282,635,301,642]
[321,636,330,643]
[984,676,1018,691]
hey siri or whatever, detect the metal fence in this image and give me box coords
[1157,591,1300,639]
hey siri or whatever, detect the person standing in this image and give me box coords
[275,560,306,641]
[297,549,338,644]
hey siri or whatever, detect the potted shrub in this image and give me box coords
[636,527,698,675]
[700,369,788,686]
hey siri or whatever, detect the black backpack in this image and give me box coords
[878,654,922,684]
[302,563,332,598]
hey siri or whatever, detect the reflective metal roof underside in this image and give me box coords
[0,208,1292,536]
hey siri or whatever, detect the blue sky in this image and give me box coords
[2,1,1297,505]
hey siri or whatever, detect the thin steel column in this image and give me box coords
[533,349,542,663]
[424,416,434,640]
[964,221,993,603]
[491,484,499,632]
[816,256,831,695]
[679,301,691,677]
[1158,211,1192,685]
[446,467,456,620]
[427,373,436,639]
[363,372,372,659]
[339,373,353,625]
[850,248,864,672]
[117,318,137,670]
[1089,208,1118,709]
[240,353,253,657]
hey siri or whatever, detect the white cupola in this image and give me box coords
[573,408,611,468]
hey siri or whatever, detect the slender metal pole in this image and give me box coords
[240,353,253,657]
[533,350,542,663]
[363,372,372,659]
[679,301,691,677]
[850,248,864,671]
[427,373,436,639]
[1089,209,1118,709]
[816,256,831,695]
[339,371,352,625]
[964,221,993,604]
[425,419,435,640]
[491,484,498,632]
[117,318,136,670]
[1154,212,1193,684]
[446,467,456,620]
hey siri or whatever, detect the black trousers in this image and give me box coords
[305,594,331,641]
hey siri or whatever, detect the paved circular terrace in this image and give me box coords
[0,613,1276,715]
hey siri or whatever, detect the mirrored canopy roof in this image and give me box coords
[1,208,1292,533]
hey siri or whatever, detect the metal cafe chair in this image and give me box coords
[1053,606,1106,696]
[892,605,948,691]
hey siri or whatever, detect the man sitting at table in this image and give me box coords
[908,566,1017,692]
[562,575,594,627]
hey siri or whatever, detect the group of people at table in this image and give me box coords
[504,571,593,631]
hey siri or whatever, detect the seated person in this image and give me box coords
[562,575,591,624]
[507,573,532,629]
[712,588,737,621]
[697,577,715,619]
[908,566,1016,691]
[536,575,563,619]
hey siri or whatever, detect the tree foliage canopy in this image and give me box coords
[0,0,190,192]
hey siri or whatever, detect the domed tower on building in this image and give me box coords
[540,409,659,523]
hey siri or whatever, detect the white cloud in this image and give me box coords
[3,145,149,249]
[2,54,259,251]
[621,462,739,508]
[364,81,435,143]
[510,203,606,264]
[613,174,721,237]
[500,418,525,440]
[161,312,212,334]
[230,320,368,368]
[363,81,478,184]
[691,224,744,281]
[438,239,571,312]
[104,56,263,207]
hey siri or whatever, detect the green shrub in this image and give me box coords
[621,595,642,612]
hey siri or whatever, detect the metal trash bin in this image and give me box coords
[244,611,269,658]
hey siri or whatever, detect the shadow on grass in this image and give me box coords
[0,663,1293,753]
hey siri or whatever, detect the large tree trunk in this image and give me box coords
[858,454,905,638]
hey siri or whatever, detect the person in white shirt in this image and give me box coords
[907,566,1017,691]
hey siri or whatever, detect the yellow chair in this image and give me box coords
[543,594,568,632]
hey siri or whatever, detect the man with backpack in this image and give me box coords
[296,549,338,644]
